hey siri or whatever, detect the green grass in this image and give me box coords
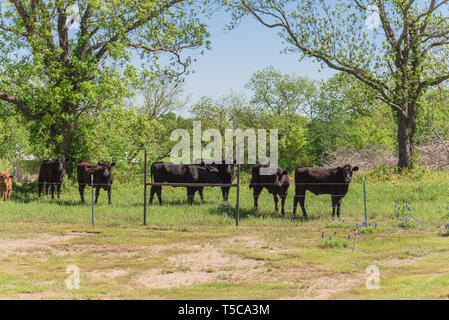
[0,170,448,299]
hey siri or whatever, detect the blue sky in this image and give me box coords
[182,9,335,103]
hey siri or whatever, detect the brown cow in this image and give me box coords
[0,172,13,201]
[77,161,115,205]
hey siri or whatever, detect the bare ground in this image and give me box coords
[0,232,380,299]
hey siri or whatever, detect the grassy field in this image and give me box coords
[0,169,449,299]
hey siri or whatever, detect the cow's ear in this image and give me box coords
[9,175,14,179]
[353,166,359,172]
[111,162,116,167]
[282,170,288,175]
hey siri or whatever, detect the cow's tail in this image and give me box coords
[149,162,155,183]
[249,165,259,189]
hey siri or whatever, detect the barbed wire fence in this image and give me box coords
[2,160,449,228]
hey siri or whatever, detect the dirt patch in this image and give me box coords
[4,291,65,300]
[379,257,422,267]
[0,231,370,299]
[0,233,81,258]
[135,243,263,289]
[88,269,129,280]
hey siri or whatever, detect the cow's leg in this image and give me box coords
[331,196,337,217]
[38,180,44,197]
[280,195,287,216]
[156,186,162,204]
[187,188,195,205]
[50,183,55,199]
[221,187,230,202]
[78,184,86,203]
[332,196,343,218]
[95,187,100,204]
[108,187,112,205]
[299,193,308,219]
[293,188,307,219]
[199,188,205,201]
[149,186,156,204]
[273,194,279,213]
[45,183,50,196]
[57,183,61,199]
[7,189,11,201]
[253,186,263,211]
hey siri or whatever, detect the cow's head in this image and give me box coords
[98,161,115,178]
[0,172,13,183]
[55,157,68,173]
[277,168,290,188]
[212,159,236,183]
[339,164,359,183]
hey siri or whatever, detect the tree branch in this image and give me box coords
[0,92,35,119]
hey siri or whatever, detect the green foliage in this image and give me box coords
[225,0,449,169]
[326,220,357,229]
[415,88,449,145]
[398,220,418,230]
[358,226,381,234]
[245,65,317,116]
[319,237,348,249]
[364,165,395,182]
[279,125,316,170]
[0,105,30,171]
[0,0,210,156]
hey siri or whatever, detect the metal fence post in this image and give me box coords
[91,173,94,226]
[363,176,367,226]
[236,159,240,227]
[144,150,147,226]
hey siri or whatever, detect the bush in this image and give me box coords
[319,237,349,249]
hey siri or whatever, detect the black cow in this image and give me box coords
[77,161,115,205]
[209,160,236,202]
[249,163,290,215]
[150,162,219,205]
[292,164,359,219]
[193,159,236,202]
[38,157,68,199]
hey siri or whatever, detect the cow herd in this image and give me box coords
[0,156,360,219]
[1,158,115,204]
[150,160,359,219]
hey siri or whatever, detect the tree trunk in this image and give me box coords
[61,121,75,158]
[397,111,415,170]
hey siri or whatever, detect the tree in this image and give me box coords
[139,75,188,120]
[0,0,210,160]
[227,0,449,169]
[308,73,395,161]
[245,66,317,117]
[0,102,30,170]
[415,85,449,144]
[92,107,164,167]
[190,93,254,134]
